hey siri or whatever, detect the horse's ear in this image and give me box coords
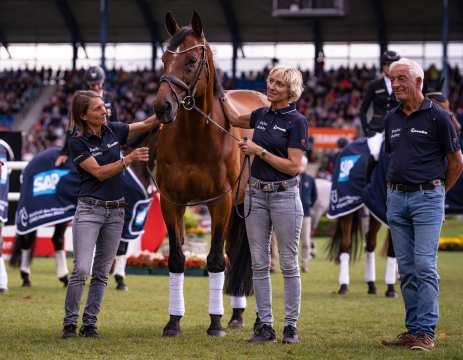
[191,11,204,38]
[165,12,180,36]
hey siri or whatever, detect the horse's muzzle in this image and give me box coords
[155,99,177,124]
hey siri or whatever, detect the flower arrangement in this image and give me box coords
[439,236,463,251]
[127,251,207,270]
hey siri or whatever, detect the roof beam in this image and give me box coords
[218,0,244,57]
[370,0,388,56]
[0,26,11,58]
[55,0,87,57]
[135,0,163,48]
[312,19,324,76]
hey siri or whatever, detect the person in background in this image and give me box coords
[298,152,317,272]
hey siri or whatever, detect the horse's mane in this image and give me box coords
[167,26,224,98]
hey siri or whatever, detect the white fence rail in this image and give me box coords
[6,161,28,201]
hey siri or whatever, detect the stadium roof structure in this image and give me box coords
[0,0,461,46]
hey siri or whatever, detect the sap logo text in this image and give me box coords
[33,169,70,196]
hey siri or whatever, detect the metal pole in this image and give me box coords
[72,42,78,71]
[151,42,157,72]
[232,43,237,87]
[442,0,449,98]
[100,0,108,70]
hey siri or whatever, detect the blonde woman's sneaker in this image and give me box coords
[62,324,77,339]
[410,333,435,351]
[381,331,416,346]
[282,325,299,344]
[249,324,276,343]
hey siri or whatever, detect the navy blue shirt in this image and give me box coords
[299,173,317,217]
[250,104,308,181]
[68,122,129,200]
[384,98,460,184]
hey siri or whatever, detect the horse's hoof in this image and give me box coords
[385,285,398,298]
[208,314,226,337]
[162,315,182,337]
[207,327,226,337]
[115,275,128,291]
[59,275,69,288]
[0,288,8,293]
[367,281,377,295]
[228,319,244,329]
[338,284,348,295]
[227,308,244,329]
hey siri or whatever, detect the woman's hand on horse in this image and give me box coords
[126,147,150,164]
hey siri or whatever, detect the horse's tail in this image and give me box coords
[9,233,35,267]
[326,209,363,263]
[224,203,253,297]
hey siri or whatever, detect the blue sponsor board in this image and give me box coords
[33,169,71,196]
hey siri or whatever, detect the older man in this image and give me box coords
[382,58,463,351]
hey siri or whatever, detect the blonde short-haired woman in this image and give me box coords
[222,65,307,343]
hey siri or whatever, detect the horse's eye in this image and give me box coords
[186,57,197,68]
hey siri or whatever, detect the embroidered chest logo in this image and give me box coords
[391,128,401,139]
[256,120,268,131]
[273,125,287,133]
[107,141,118,149]
[410,128,428,135]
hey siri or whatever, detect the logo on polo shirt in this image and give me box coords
[107,141,118,149]
[391,128,401,138]
[273,125,287,133]
[410,128,428,135]
[33,169,70,196]
[338,155,361,183]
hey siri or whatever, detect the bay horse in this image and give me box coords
[152,12,263,337]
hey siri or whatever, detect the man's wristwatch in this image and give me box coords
[260,149,268,158]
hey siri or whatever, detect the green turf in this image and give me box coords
[1,239,462,360]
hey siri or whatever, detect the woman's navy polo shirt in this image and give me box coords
[250,104,308,181]
[68,122,129,200]
[384,98,460,184]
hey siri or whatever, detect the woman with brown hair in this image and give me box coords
[62,90,157,338]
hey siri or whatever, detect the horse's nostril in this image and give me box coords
[165,101,172,113]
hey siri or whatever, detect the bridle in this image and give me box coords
[155,38,251,218]
[159,41,211,112]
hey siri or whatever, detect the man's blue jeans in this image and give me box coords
[386,185,444,338]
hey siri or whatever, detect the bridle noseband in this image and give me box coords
[159,42,210,111]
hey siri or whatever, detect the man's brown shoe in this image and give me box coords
[410,333,435,351]
[382,331,416,346]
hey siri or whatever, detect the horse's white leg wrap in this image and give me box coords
[339,252,350,285]
[364,251,376,282]
[208,271,224,315]
[113,255,127,277]
[0,257,8,290]
[54,250,68,278]
[385,257,397,285]
[169,272,185,316]
[367,132,384,161]
[20,249,31,274]
[230,295,247,309]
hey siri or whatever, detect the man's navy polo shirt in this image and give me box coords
[384,98,460,184]
[250,104,308,181]
[68,122,129,200]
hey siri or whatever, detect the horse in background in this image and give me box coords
[152,11,268,337]
[327,138,398,297]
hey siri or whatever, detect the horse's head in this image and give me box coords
[155,11,214,124]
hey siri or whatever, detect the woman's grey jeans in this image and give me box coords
[244,182,303,328]
[63,199,124,327]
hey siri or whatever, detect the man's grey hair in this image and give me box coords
[390,58,424,90]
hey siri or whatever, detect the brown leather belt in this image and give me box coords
[249,177,298,193]
[79,197,128,209]
[387,179,443,192]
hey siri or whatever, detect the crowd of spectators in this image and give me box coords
[3,63,462,164]
[0,68,49,130]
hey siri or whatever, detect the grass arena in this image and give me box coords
[1,229,463,359]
